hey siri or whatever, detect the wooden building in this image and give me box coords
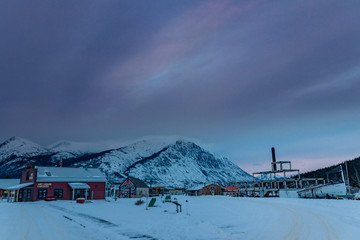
[187,185,203,196]
[150,186,165,196]
[118,177,149,198]
[169,188,186,195]
[201,184,222,195]
[8,163,107,202]
[187,184,222,196]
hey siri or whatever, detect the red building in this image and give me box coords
[8,163,107,202]
[224,186,239,197]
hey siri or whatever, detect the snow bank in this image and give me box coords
[1,196,360,240]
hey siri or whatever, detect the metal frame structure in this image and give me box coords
[237,149,325,198]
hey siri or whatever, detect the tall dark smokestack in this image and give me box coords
[271,147,277,171]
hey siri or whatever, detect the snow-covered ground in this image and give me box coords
[1,196,360,240]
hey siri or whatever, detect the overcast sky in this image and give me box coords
[1,0,360,173]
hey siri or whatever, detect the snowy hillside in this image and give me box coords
[48,140,100,159]
[125,141,253,187]
[0,136,49,159]
[48,140,119,155]
[70,138,177,182]
[49,140,89,155]
[0,136,252,186]
[0,137,54,176]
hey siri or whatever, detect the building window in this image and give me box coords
[26,189,32,200]
[54,188,63,199]
[37,189,48,199]
[26,172,30,181]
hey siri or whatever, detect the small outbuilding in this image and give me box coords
[224,186,239,197]
[187,185,204,196]
[118,177,149,198]
[169,188,186,195]
[201,184,222,196]
[0,179,20,198]
[187,184,222,196]
[150,186,165,196]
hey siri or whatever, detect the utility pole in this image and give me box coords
[113,184,117,201]
[186,200,189,216]
[345,161,350,194]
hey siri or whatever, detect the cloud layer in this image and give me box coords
[1,0,360,172]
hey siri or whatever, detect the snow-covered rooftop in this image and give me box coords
[6,182,33,190]
[0,179,20,189]
[187,185,204,191]
[36,167,107,182]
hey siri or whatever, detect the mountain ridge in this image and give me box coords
[0,136,252,187]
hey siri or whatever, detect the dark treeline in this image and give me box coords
[300,156,360,188]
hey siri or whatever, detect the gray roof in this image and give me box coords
[0,179,20,189]
[187,185,204,191]
[127,177,149,188]
[36,167,107,182]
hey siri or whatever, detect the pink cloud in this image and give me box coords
[104,1,257,93]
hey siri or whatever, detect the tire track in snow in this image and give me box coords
[47,204,119,227]
[45,203,158,240]
[235,198,342,240]
[0,203,97,240]
[280,206,303,240]
[302,207,341,240]
[260,201,341,240]
[272,203,341,240]
[21,205,77,240]
[221,198,301,240]
[1,204,30,240]
[36,206,70,240]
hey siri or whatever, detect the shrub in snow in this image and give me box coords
[135,199,144,205]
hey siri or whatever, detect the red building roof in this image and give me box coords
[225,186,239,191]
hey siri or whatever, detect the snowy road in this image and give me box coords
[0,203,95,240]
[1,197,359,240]
[248,199,343,240]
[219,197,359,240]
[278,203,342,240]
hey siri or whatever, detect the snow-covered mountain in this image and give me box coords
[48,140,99,159]
[124,141,252,187]
[0,136,55,176]
[0,136,252,186]
[69,138,177,181]
[0,136,49,159]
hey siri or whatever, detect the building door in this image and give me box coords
[74,189,83,199]
[23,189,33,201]
[18,189,23,202]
